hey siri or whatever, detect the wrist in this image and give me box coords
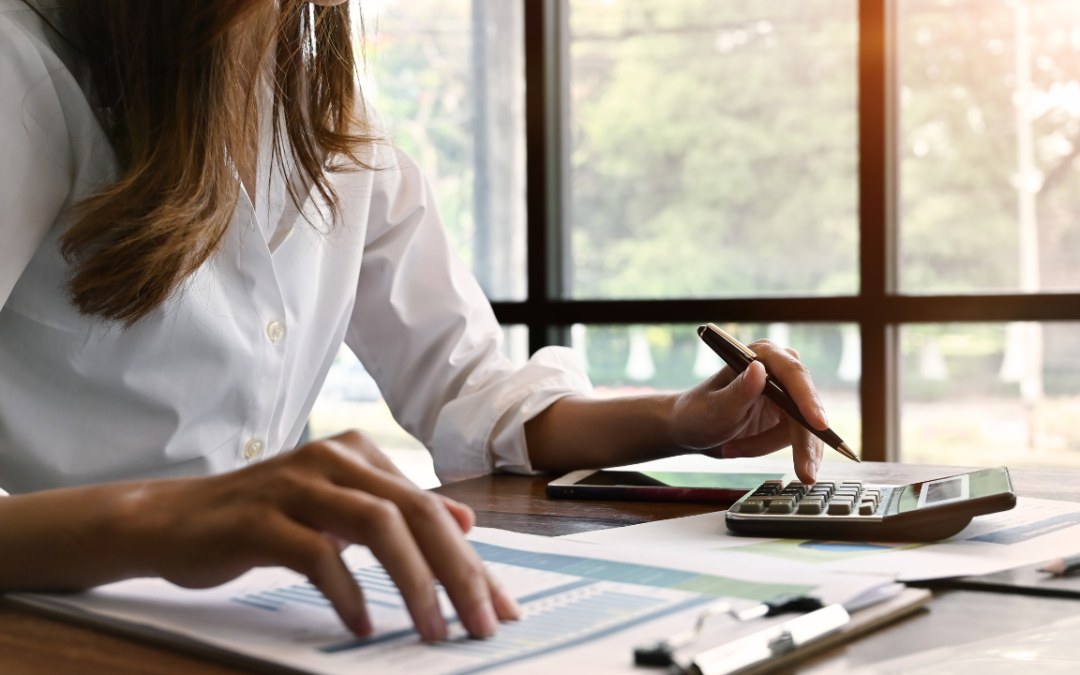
[655,392,684,450]
[93,481,169,579]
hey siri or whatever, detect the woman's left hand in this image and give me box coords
[668,339,828,483]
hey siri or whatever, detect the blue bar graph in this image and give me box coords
[229,540,811,675]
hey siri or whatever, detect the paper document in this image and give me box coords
[561,497,1080,582]
[854,613,1080,674]
[8,528,891,675]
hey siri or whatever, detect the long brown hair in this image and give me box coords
[30,1,379,326]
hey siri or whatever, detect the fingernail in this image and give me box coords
[504,595,522,620]
[421,612,448,642]
[805,459,817,483]
[469,604,499,638]
[817,408,829,428]
[490,575,522,619]
[352,610,374,637]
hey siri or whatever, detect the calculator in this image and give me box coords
[725,467,1016,541]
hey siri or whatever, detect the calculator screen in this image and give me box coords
[896,467,1011,513]
[925,478,963,504]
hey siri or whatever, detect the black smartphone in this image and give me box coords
[546,469,789,504]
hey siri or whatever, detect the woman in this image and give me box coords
[0,0,828,642]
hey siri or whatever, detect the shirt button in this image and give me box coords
[244,439,264,460]
[266,320,285,344]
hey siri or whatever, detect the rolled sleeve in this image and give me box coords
[432,345,592,483]
[345,148,593,485]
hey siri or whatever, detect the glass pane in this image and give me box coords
[309,326,530,488]
[572,323,862,462]
[901,322,1080,468]
[899,0,1080,294]
[568,1,859,300]
[363,0,526,300]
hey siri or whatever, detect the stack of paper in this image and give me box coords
[560,497,1080,582]
[9,528,896,675]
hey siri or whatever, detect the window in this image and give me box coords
[319,0,1080,479]
[310,0,528,486]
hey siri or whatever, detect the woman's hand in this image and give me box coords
[668,340,828,483]
[526,339,828,483]
[0,431,519,641]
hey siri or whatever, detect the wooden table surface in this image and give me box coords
[4,460,1080,674]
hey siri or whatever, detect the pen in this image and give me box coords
[697,323,859,463]
[1038,554,1080,576]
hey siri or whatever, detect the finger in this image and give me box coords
[709,361,767,420]
[721,422,790,459]
[484,565,521,621]
[329,431,414,483]
[789,415,824,484]
[750,340,828,430]
[391,492,499,638]
[288,484,448,641]
[439,495,476,533]
[297,447,500,639]
[260,515,372,636]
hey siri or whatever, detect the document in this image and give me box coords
[561,497,1080,582]
[8,528,891,675]
[854,612,1080,673]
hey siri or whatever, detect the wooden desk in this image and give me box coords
[4,460,1079,674]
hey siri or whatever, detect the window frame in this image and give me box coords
[488,0,1080,462]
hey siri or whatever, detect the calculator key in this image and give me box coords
[828,500,854,515]
[738,499,766,514]
[841,481,863,488]
[767,497,797,514]
[859,501,877,516]
[798,499,824,515]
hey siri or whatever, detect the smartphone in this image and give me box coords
[546,469,788,504]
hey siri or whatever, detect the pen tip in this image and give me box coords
[839,443,860,463]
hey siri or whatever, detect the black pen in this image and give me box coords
[697,323,860,463]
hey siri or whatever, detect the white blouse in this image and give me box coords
[0,1,591,494]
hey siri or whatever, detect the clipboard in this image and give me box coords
[664,588,931,675]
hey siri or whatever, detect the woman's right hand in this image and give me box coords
[0,431,519,641]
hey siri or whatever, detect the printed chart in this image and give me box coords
[11,531,875,675]
[227,541,817,675]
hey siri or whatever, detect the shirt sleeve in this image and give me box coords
[344,147,592,484]
[0,9,78,310]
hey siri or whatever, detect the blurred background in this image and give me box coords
[308,0,1080,487]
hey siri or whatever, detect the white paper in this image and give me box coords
[10,528,890,675]
[561,497,1080,582]
[854,613,1080,674]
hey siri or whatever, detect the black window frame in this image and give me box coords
[489,0,1080,462]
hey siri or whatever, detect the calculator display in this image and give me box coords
[925,478,962,504]
[896,467,1011,513]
